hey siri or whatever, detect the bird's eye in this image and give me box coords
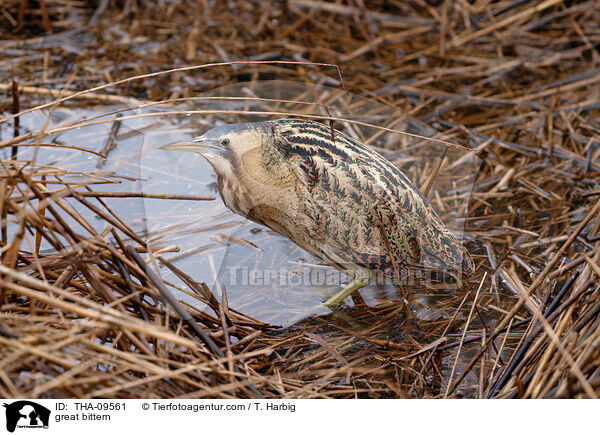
[221,138,230,146]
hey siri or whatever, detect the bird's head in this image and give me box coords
[161,122,273,176]
[162,121,298,217]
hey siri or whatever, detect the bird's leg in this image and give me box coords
[324,269,371,307]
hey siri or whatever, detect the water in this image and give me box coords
[1,81,481,327]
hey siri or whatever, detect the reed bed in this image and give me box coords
[1,0,599,398]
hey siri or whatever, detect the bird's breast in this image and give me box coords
[216,174,251,216]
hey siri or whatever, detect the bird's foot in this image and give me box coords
[323,270,371,307]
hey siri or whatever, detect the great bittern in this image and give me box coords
[163,119,474,306]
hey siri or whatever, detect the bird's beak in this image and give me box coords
[160,137,222,154]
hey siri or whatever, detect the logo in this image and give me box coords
[3,401,50,433]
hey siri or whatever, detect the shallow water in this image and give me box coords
[2,81,481,327]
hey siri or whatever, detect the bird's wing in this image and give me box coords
[273,122,420,270]
[273,120,472,275]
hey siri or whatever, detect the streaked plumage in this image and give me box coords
[163,118,474,305]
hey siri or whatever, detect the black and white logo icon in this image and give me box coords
[3,401,50,433]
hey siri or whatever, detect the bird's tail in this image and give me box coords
[421,230,474,278]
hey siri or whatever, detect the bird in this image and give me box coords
[162,118,474,307]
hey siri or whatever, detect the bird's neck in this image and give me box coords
[213,167,250,217]
[210,148,298,218]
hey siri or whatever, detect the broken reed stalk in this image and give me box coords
[11,78,19,160]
